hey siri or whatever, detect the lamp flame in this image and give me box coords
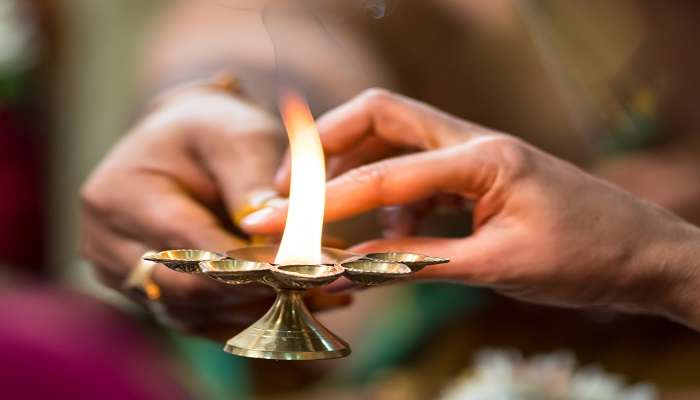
[274,91,325,266]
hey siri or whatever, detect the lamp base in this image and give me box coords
[224,289,350,360]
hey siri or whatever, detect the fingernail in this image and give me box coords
[263,197,287,209]
[240,207,275,226]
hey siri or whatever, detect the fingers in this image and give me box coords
[275,135,398,196]
[161,90,284,216]
[316,88,479,154]
[201,129,283,214]
[79,209,151,279]
[274,88,488,193]
[90,173,245,253]
[325,136,401,180]
[242,142,500,234]
[81,207,269,307]
[81,169,265,308]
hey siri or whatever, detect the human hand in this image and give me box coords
[80,84,349,339]
[241,89,700,324]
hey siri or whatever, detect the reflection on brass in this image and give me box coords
[144,249,226,273]
[226,289,350,360]
[199,259,272,285]
[145,244,448,361]
[364,252,449,272]
[272,264,345,289]
[343,260,411,286]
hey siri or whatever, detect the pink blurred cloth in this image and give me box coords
[0,285,191,400]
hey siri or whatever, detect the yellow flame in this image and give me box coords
[274,91,325,265]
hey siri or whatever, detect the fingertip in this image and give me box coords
[238,206,288,235]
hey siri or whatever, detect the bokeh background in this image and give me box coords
[2,1,700,399]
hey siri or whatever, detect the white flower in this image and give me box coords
[440,349,657,400]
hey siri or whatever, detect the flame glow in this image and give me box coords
[274,91,326,266]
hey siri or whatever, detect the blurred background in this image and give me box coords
[2,0,700,399]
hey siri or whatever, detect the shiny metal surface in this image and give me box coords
[226,245,362,264]
[225,289,350,360]
[144,249,225,273]
[342,260,411,286]
[272,264,344,289]
[145,245,448,360]
[364,252,449,272]
[199,259,272,285]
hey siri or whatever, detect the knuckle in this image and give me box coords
[79,180,106,214]
[359,87,396,109]
[79,171,121,218]
[343,161,394,205]
[345,162,389,186]
[477,136,535,180]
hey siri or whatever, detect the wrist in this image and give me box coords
[633,214,700,329]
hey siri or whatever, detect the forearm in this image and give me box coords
[139,0,391,110]
[635,212,700,330]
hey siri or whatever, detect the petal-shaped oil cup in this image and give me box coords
[143,249,225,273]
[227,245,362,265]
[200,259,272,285]
[341,260,411,285]
[271,264,344,289]
[364,252,449,272]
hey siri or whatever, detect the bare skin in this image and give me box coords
[79,1,700,341]
[79,88,283,337]
[241,89,700,331]
[80,87,351,339]
[79,0,377,338]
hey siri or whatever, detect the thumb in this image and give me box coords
[202,130,283,217]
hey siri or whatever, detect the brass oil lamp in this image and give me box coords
[144,91,448,360]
